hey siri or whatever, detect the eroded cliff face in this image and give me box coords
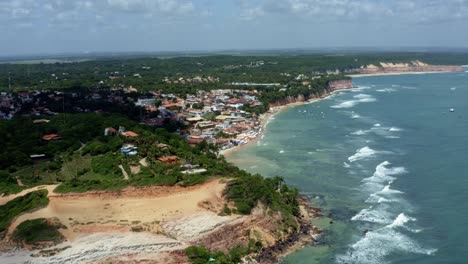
[327,79,354,91]
[355,65,464,74]
[268,79,354,108]
[269,95,306,108]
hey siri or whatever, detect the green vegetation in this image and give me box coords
[225,175,300,218]
[13,218,65,244]
[0,190,49,235]
[185,244,260,264]
[0,111,301,221]
[257,74,349,110]
[2,52,468,92]
[0,170,22,195]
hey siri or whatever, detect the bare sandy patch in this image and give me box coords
[0,185,58,206]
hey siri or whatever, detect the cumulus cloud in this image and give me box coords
[237,0,468,22]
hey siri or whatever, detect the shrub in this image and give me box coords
[0,190,49,235]
[13,218,64,244]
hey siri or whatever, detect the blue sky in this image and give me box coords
[0,0,467,55]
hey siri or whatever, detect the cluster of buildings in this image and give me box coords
[138,89,265,151]
[2,85,266,152]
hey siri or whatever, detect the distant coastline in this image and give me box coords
[347,62,464,78]
[348,71,461,78]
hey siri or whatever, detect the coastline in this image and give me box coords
[347,70,461,78]
[221,90,346,158]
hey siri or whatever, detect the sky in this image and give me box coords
[0,0,467,56]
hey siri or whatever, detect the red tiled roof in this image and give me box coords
[123,131,139,137]
[188,137,205,145]
[157,156,181,164]
[42,134,62,141]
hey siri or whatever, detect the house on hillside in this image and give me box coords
[104,127,117,136]
[121,144,138,156]
[122,131,139,138]
[188,137,205,146]
[157,156,181,165]
[42,134,62,141]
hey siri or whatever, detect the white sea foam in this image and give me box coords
[350,86,371,92]
[369,125,403,138]
[363,161,407,184]
[450,87,457,90]
[343,162,351,168]
[365,194,394,204]
[337,227,437,264]
[351,206,394,224]
[353,94,373,99]
[279,150,284,154]
[376,88,397,93]
[387,213,415,229]
[351,130,371,135]
[331,94,376,109]
[389,127,403,132]
[377,184,403,195]
[331,100,359,109]
[348,147,378,162]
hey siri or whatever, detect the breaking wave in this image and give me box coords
[363,161,407,186]
[348,147,378,163]
[331,94,377,109]
[389,127,403,132]
[376,88,397,93]
[351,130,371,136]
[337,224,436,264]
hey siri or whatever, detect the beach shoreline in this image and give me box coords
[221,90,346,158]
[347,70,460,78]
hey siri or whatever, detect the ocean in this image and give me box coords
[227,70,468,264]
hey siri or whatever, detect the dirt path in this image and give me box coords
[16,177,24,187]
[0,185,58,206]
[118,165,129,180]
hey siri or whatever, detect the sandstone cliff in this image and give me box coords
[352,61,464,75]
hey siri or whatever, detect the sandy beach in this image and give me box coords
[221,92,345,158]
[347,70,457,78]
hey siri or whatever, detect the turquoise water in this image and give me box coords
[227,70,468,263]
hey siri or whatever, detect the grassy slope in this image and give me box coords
[0,190,49,235]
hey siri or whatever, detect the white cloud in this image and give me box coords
[240,0,468,22]
[106,0,195,14]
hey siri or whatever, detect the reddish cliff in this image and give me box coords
[327,79,354,91]
[269,79,354,107]
[353,65,464,75]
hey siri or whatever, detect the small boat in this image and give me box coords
[450,108,455,112]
